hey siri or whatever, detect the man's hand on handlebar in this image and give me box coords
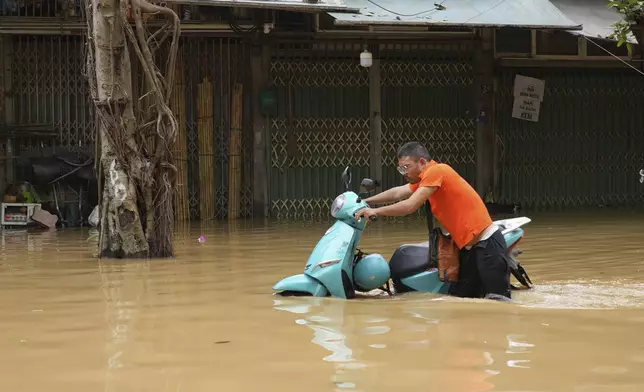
[355,207,378,222]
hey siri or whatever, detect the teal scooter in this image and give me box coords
[272,167,534,299]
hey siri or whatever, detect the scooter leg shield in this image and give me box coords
[273,274,329,297]
[400,269,450,294]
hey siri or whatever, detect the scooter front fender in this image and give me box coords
[273,274,329,297]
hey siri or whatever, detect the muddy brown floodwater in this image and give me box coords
[0,209,644,391]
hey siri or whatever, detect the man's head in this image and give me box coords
[396,142,431,184]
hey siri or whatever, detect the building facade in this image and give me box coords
[0,0,642,221]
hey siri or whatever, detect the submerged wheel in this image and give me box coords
[276,290,313,297]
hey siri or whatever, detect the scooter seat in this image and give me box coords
[389,242,432,280]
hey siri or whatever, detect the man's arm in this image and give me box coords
[373,186,437,217]
[364,184,413,205]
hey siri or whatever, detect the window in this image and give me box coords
[536,30,578,56]
[495,28,532,53]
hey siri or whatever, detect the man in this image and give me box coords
[355,141,511,299]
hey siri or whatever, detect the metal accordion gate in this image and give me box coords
[5,35,255,221]
[379,42,476,193]
[181,38,254,220]
[268,41,370,219]
[268,40,477,219]
[6,35,94,150]
[496,67,644,209]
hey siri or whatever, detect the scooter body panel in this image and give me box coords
[400,269,450,294]
[304,220,362,299]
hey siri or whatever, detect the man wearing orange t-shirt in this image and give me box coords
[355,141,511,299]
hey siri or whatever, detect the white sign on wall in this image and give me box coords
[512,75,545,123]
[511,97,540,122]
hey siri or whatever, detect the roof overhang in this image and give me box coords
[163,0,359,13]
[550,0,636,43]
[327,0,582,30]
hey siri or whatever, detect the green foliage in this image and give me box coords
[607,0,644,53]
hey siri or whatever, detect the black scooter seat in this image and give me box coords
[389,242,433,280]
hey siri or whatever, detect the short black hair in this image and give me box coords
[396,141,431,160]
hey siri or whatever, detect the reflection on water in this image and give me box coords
[274,298,369,390]
[0,209,643,391]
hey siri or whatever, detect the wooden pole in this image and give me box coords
[198,77,215,220]
[228,82,243,220]
[476,28,496,199]
[368,44,382,185]
[251,44,270,219]
[170,51,189,222]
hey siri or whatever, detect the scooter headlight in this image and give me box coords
[330,194,346,218]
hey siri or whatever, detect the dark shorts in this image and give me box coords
[448,230,512,299]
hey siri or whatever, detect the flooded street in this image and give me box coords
[1,210,644,391]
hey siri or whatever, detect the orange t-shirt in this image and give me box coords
[409,160,492,249]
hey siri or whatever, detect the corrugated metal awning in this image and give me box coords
[550,0,635,43]
[163,0,358,12]
[326,0,582,29]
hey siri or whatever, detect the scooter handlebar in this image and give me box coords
[354,212,377,222]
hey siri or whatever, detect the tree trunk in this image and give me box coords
[90,0,148,258]
[86,0,180,258]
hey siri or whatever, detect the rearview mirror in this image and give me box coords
[341,166,351,189]
[360,178,378,193]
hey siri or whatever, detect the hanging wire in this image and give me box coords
[581,35,644,77]
[365,0,509,25]
[364,0,448,18]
